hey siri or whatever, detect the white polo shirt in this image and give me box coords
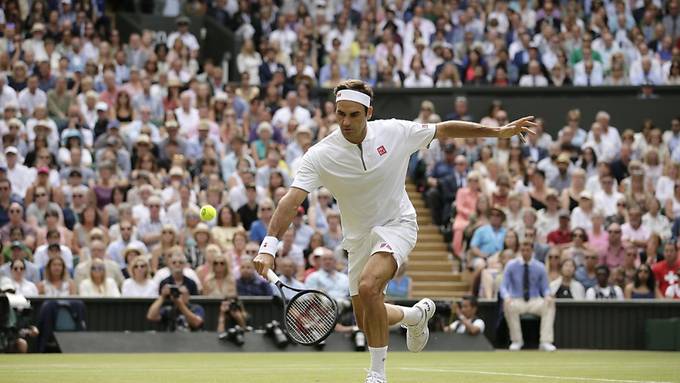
[291,119,436,247]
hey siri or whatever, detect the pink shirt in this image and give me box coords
[600,244,625,269]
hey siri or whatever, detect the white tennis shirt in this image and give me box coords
[291,119,436,247]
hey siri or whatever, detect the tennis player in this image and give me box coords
[254,79,535,383]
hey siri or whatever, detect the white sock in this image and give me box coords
[399,305,423,326]
[368,346,387,376]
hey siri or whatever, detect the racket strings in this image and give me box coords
[286,292,337,344]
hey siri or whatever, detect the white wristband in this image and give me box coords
[259,236,278,257]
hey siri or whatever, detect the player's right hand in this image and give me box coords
[253,253,275,278]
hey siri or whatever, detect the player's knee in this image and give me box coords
[358,276,382,300]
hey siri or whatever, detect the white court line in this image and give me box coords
[399,367,675,383]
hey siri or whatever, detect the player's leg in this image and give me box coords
[351,296,404,331]
[353,252,397,382]
[357,251,397,348]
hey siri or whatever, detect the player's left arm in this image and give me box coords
[434,116,537,142]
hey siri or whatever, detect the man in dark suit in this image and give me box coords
[426,146,467,226]
[258,47,286,86]
[521,130,548,162]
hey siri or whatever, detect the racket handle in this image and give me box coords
[266,269,280,284]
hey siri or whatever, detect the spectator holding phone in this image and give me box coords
[444,295,485,335]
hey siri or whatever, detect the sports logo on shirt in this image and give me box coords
[379,242,392,250]
[377,145,387,156]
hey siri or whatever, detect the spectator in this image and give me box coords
[601,223,626,269]
[545,248,563,282]
[305,248,349,301]
[386,264,412,300]
[249,198,274,244]
[236,256,272,296]
[7,259,38,296]
[146,284,204,332]
[0,241,40,284]
[33,229,74,270]
[469,207,507,264]
[37,256,76,297]
[501,239,556,351]
[547,210,572,245]
[585,265,624,300]
[78,258,121,297]
[121,256,157,298]
[621,206,651,251]
[570,192,594,231]
[106,220,148,268]
[652,241,680,296]
[0,202,35,247]
[74,239,124,288]
[158,251,200,296]
[550,259,586,299]
[444,295,485,335]
[203,252,237,298]
[625,264,659,299]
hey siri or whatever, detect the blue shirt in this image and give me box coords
[575,266,598,291]
[237,276,273,296]
[470,224,507,256]
[386,276,412,299]
[500,258,550,300]
[249,220,267,243]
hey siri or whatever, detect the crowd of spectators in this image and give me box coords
[0,0,678,312]
[416,97,680,300]
[150,0,680,87]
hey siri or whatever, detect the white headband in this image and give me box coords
[335,89,371,107]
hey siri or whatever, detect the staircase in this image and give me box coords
[405,182,468,300]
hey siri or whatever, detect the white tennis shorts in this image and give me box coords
[346,215,418,296]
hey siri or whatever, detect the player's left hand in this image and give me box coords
[498,116,537,143]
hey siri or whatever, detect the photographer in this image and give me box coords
[146,284,204,332]
[216,298,248,332]
[444,295,485,336]
[1,279,39,353]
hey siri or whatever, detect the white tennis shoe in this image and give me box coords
[405,298,436,352]
[365,370,387,383]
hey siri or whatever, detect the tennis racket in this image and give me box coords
[267,269,339,346]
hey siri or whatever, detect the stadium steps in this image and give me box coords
[404,181,469,300]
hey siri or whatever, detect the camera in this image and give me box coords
[219,325,245,346]
[265,320,288,348]
[225,297,241,312]
[167,284,181,299]
[351,325,366,351]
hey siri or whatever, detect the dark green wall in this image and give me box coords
[315,86,680,136]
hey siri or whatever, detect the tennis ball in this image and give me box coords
[200,205,216,221]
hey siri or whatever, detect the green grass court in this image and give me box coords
[1,351,678,383]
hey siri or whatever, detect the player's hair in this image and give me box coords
[334,80,374,113]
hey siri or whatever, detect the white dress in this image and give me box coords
[121,278,158,298]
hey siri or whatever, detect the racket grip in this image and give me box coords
[266,269,280,284]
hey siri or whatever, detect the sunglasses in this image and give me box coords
[121,227,132,231]
[133,264,147,269]
[36,193,46,197]
[608,230,621,234]
[213,261,226,266]
[171,260,185,265]
[549,255,560,259]
[9,209,21,213]
[12,266,24,271]
[573,233,584,238]
[260,207,273,211]
[245,250,258,255]
[0,186,9,191]
[162,230,174,234]
[91,266,105,271]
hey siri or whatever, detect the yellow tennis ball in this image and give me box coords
[200,205,216,221]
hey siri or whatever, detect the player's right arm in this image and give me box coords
[253,187,309,277]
